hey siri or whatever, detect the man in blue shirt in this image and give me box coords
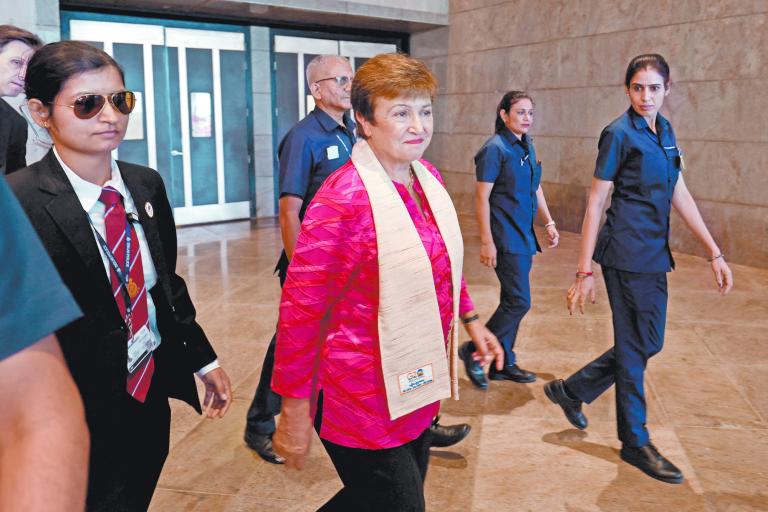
[0,176,88,510]
[244,54,358,463]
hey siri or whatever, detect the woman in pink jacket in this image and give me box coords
[272,53,503,511]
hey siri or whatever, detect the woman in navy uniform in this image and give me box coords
[460,91,559,389]
[545,54,733,484]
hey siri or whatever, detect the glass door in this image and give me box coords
[68,18,251,225]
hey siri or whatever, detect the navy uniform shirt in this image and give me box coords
[278,107,356,220]
[0,177,82,361]
[593,108,683,273]
[475,129,542,255]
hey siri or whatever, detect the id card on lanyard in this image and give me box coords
[89,215,159,372]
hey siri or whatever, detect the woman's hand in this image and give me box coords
[545,224,560,248]
[199,367,232,418]
[464,321,504,372]
[567,275,596,315]
[273,397,313,470]
[711,257,733,295]
[480,241,497,268]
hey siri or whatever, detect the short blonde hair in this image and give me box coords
[351,53,437,126]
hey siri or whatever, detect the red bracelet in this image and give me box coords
[575,271,593,278]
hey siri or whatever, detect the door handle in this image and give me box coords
[171,150,183,156]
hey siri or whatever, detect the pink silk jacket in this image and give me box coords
[272,159,474,449]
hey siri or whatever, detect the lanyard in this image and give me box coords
[89,215,134,321]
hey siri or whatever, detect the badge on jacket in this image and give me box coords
[145,201,154,218]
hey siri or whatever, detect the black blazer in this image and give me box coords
[7,150,216,420]
[0,98,27,175]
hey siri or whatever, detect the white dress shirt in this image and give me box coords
[55,148,218,377]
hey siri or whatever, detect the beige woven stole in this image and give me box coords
[351,140,463,420]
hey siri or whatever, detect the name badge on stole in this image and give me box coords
[398,363,435,395]
[326,145,340,160]
[127,324,159,373]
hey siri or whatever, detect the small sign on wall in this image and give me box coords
[124,91,144,141]
[191,92,212,138]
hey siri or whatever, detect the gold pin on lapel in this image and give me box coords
[145,201,154,218]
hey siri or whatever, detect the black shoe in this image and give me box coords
[459,342,488,390]
[544,379,588,430]
[620,443,684,484]
[430,417,471,448]
[244,433,285,465]
[488,364,537,383]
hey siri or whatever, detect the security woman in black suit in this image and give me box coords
[8,41,233,511]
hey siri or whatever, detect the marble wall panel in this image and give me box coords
[412,0,768,266]
[411,26,450,59]
[681,141,768,207]
[669,199,768,268]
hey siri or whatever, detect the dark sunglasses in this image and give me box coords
[55,91,136,120]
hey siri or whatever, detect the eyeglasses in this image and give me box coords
[315,76,352,87]
[54,91,136,120]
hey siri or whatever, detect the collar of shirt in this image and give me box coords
[627,107,670,139]
[500,128,531,153]
[312,107,356,136]
[53,147,137,215]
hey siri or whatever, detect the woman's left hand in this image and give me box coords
[711,257,734,295]
[199,367,232,419]
[464,321,504,372]
[545,224,560,248]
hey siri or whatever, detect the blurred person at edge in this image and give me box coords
[0,174,88,512]
[0,24,42,175]
[545,53,733,485]
[8,40,233,511]
[272,53,504,511]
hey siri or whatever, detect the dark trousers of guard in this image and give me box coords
[472,252,532,366]
[244,261,287,439]
[87,377,171,512]
[314,394,432,512]
[564,267,668,447]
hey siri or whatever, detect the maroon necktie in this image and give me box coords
[99,186,155,402]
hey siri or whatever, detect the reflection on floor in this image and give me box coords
[149,219,768,512]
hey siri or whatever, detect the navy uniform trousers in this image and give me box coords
[565,267,667,447]
[468,252,533,367]
[244,262,287,438]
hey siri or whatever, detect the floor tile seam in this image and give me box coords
[644,372,673,427]
[154,486,237,497]
[651,361,768,368]
[703,361,768,426]
[671,424,768,433]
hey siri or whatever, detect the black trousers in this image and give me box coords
[87,383,171,512]
[318,428,432,512]
[244,261,287,438]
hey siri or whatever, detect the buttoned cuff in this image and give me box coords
[195,359,220,377]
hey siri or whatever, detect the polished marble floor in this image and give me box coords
[148,220,768,512]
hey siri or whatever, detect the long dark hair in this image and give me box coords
[25,41,125,107]
[494,90,534,134]
[624,54,670,88]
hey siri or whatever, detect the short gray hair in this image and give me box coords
[305,54,349,86]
